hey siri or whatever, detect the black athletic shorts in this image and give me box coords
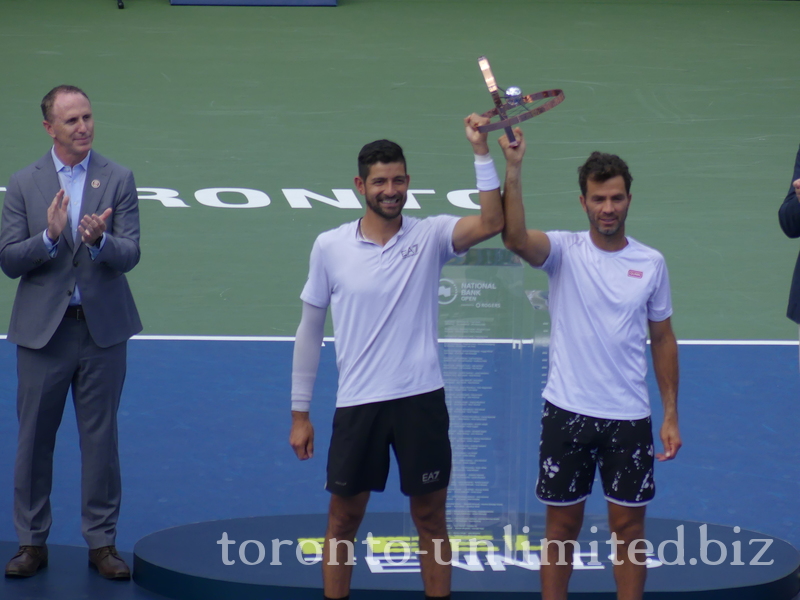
[326,388,451,497]
[536,401,655,506]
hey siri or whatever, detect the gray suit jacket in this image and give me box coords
[0,150,142,349]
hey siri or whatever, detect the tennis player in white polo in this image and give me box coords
[290,114,512,600]
[500,128,682,600]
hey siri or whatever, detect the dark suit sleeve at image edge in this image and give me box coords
[778,144,800,238]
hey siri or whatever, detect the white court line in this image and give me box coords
[0,335,797,346]
[133,336,799,346]
[133,335,298,342]
[678,339,799,346]
[132,336,518,344]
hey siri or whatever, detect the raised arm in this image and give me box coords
[498,129,551,267]
[649,317,681,461]
[778,145,800,238]
[452,113,504,253]
[289,301,327,460]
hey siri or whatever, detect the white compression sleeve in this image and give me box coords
[291,302,327,412]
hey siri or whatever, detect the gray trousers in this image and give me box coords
[13,315,127,548]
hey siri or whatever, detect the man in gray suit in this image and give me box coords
[0,85,141,579]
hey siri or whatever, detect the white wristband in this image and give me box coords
[291,400,310,412]
[474,156,500,191]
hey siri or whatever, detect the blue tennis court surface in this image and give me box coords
[0,338,796,554]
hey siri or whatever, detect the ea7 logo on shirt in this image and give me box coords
[422,470,440,484]
[401,245,418,259]
[628,270,643,279]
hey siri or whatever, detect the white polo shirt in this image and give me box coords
[538,231,673,420]
[301,215,462,408]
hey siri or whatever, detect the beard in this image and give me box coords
[589,210,627,237]
[366,192,406,220]
[594,219,621,236]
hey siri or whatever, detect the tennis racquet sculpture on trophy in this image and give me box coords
[476,56,564,146]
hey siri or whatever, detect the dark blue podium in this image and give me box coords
[132,513,800,599]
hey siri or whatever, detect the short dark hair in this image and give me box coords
[577,151,633,196]
[41,85,90,122]
[357,139,406,180]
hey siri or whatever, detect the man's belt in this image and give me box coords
[63,305,85,321]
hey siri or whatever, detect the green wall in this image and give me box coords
[1,0,798,339]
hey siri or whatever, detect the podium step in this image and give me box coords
[133,513,800,599]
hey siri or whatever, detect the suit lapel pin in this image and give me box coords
[91,179,101,188]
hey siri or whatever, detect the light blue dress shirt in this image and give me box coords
[43,147,105,306]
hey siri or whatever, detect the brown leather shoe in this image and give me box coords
[88,546,130,580]
[5,545,48,578]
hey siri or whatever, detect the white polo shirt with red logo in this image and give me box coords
[538,230,673,420]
